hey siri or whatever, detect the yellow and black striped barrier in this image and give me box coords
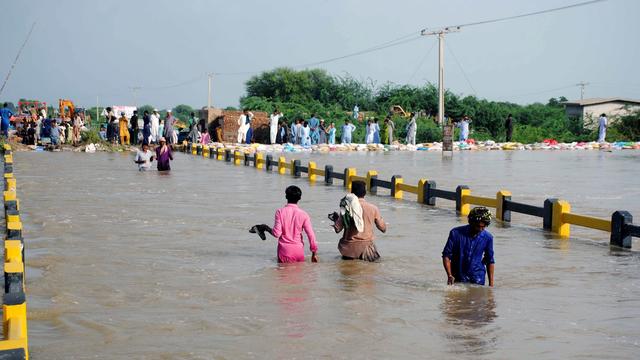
[181,142,639,249]
[0,144,29,359]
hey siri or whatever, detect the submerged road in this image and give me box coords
[15,151,640,359]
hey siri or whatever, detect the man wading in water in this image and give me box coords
[250,186,318,263]
[442,207,495,287]
[330,181,386,262]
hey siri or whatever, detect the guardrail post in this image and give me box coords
[422,180,436,206]
[255,153,264,169]
[367,170,378,195]
[496,190,512,222]
[391,175,403,199]
[203,145,209,158]
[278,156,287,175]
[266,154,273,172]
[611,211,633,248]
[456,185,471,215]
[543,198,555,230]
[196,144,202,155]
[292,160,301,178]
[234,151,242,165]
[417,179,427,204]
[244,153,250,166]
[224,149,231,162]
[191,143,197,155]
[209,147,215,159]
[308,162,317,183]
[344,168,356,190]
[325,165,333,185]
[550,199,571,238]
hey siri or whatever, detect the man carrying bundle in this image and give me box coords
[330,181,386,262]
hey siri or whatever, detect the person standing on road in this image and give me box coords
[142,111,151,145]
[341,119,356,144]
[150,109,160,144]
[505,113,513,142]
[250,185,319,263]
[269,109,283,144]
[352,104,359,121]
[0,103,14,138]
[330,181,387,262]
[597,113,608,143]
[328,122,336,144]
[130,110,139,145]
[163,110,177,145]
[442,207,495,287]
[406,112,417,145]
[237,109,253,143]
[456,115,472,142]
[119,112,130,145]
[309,113,320,144]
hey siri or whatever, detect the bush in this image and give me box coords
[81,129,103,144]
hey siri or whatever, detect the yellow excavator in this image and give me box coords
[59,99,76,119]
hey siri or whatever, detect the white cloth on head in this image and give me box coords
[340,193,364,233]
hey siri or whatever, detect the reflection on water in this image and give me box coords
[441,286,497,356]
[273,263,314,339]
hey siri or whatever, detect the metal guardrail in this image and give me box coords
[184,142,639,249]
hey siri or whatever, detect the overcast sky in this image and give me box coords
[1,0,638,110]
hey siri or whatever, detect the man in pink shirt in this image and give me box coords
[252,186,318,263]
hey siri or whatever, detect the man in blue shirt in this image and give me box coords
[442,207,495,286]
[0,103,14,137]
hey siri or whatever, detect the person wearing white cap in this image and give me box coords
[150,109,160,144]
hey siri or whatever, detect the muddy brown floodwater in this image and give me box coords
[14,150,640,359]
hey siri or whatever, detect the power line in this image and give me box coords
[0,22,36,97]
[507,85,576,98]
[445,41,477,96]
[215,34,422,76]
[420,0,606,32]
[408,39,437,84]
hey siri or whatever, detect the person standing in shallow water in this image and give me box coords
[442,207,495,287]
[251,186,319,263]
[330,181,386,262]
[155,137,173,171]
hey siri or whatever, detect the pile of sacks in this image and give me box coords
[201,140,640,154]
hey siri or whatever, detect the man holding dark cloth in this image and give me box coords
[442,207,495,287]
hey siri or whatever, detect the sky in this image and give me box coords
[0,0,638,110]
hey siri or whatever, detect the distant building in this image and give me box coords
[563,98,640,129]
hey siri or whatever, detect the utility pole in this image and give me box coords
[576,81,589,100]
[421,27,460,154]
[421,26,460,125]
[207,73,214,123]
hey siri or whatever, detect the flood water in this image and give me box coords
[14,150,640,359]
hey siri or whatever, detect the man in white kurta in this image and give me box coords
[597,113,608,143]
[237,110,253,143]
[150,109,160,144]
[269,110,283,144]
